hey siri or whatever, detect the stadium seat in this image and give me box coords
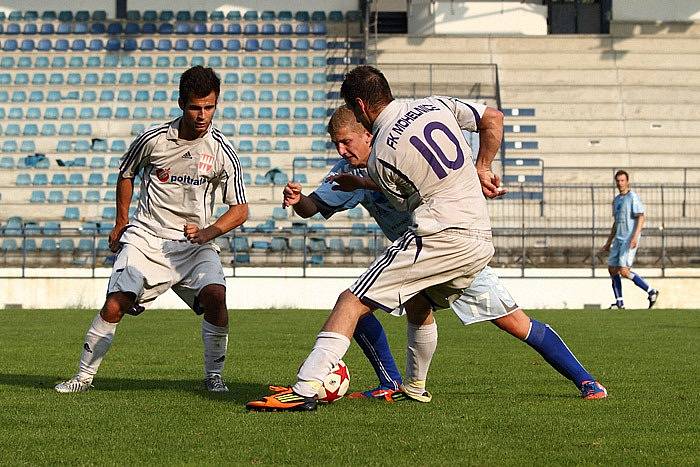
[84,190,100,203]
[278,23,293,35]
[30,190,46,203]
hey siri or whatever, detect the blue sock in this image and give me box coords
[611,274,624,305]
[628,272,652,293]
[353,314,402,390]
[524,319,595,389]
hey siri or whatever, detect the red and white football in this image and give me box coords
[317,360,350,403]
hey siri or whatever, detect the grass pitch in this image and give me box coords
[0,308,697,465]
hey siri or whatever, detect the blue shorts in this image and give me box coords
[608,238,637,268]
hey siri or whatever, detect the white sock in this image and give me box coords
[406,321,438,384]
[77,313,118,381]
[202,319,229,378]
[293,331,350,397]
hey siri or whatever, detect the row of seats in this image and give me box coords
[2,238,111,252]
[2,156,117,169]
[1,37,329,52]
[28,189,116,203]
[16,172,119,186]
[0,10,356,23]
[0,54,327,69]
[1,21,329,36]
[0,71,326,87]
[1,137,332,154]
[0,88,330,104]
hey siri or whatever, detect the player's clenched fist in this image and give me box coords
[282,182,302,207]
[477,168,507,199]
[184,223,209,244]
[108,223,127,252]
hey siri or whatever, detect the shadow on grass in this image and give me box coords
[0,373,270,404]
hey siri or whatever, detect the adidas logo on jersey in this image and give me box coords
[181,151,193,159]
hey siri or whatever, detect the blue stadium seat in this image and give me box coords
[72,39,86,51]
[311,141,327,152]
[241,72,256,85]
[254,175,269,186]
[238,141,254,152]
[20,141,36,153]
[30,190,46,203]
[40,124,56,137]
[241,90,256,102]
[15,173,31,185]
[0,156,14,169]
[63,208,80,221]
[5,124,20,136]
[239,107,255,119]
[23,124,38,136]
[313,56,326,67]
[239,156,252,168]
[83,190,99,203]
[258,124,272,136]
[277,90,292,102]
[261,39,275,51]
[278,39,293,51]
[244,10,259,21]
[132,107,147,119]
[209,39,224,51]
[292,173,308,184]
[295,23,310,35]
[158,23,174,34]
[131,124,145,135]
[242,56,257,68]
[260,90,273,102]
[221,124,236,136]
[295,39,310,51]
[50,173,68,186]
[157,39,172,51]
[261,23,276,35]
[312,90,326,101]
[293,124,309,136]
[256,157,271,169]
[33,173,48,186]
[222,107,237,119]
[210,23,225,35]
[226,23,241,34]
[79,108,95,119]
[226,39,241,51]
[258,107,273,119]
[245,39,260,52]
[238,124,254,136]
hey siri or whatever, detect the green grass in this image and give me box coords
[0,308,697,465]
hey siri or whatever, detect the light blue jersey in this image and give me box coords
[613,191,645,241]
[309,160,412,241]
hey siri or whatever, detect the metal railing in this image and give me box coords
[2,184,699,279]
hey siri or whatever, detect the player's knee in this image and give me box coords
[198,284,227,313]
[619,268,631,278]
[608,266,618,276]
[101,292,135,322]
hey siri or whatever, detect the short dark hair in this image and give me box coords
[615,170,629,181]
[179,66,220,104]
[340,65,393,111]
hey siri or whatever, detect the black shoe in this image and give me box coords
[608,303,625,310]
[648,290,659,309]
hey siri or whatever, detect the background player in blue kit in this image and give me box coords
[261,103,607,410]
[602,170,659,309]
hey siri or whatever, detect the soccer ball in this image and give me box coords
[317,360,350,403]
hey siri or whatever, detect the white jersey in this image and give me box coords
[119,118,247,240]
[367,96,491,236]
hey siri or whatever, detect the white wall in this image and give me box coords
[613,0,700,22]
[409,0,548,36]
[1,269,698,310]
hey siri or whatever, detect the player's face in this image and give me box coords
[615,174,629,193]
[179,90,218,139]
[332,126,372,168]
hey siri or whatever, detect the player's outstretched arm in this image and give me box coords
[475,107,506,199]
[185,204,248,244]
[108,175,134,252]
[328,173,380,192]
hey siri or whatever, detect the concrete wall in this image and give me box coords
[613,0,700,22]
[1,269,698,310]
[408,0,548,36]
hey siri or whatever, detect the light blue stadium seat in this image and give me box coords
[131,124,145,135]
[102,207,116,220]
[76,124,92,137]
[153,91,167,102]
[260,90,273,102]
[68,173,84,185]
[109,156,121,168]
[58,239,75,252]
[312,124,327,136]
[274,141,290,151]
[49,173,67,186]
[12,91,27,103]
[294,91,309,102]
[8,108,23,119]
[33,173,48,186]
[238,141,254,152]
[293,107,309,119]
[274,124,290,136]
[256,140,272,152]
[254,175,269,186]
[238,107,254,119]
[241,90,256,102]
[23,124,39,136]
[84,190,100,203]
[46,190,64,203]
[239,124,254,136]
[88,173,104,186]
[0,157,14,169]
[278,39,293,51]
[261,39,275,51]
[312,56,326,67]
[72,157,87,168]
[39,124,56,137]
[222,107,237,119]
[3,141,18,152]
[74,140,90,152]
[61,107,77,120]
[311,141,328,152]
[90,157,106,169]
[192,39,206,51]
[20,141,36,153]
[279,23,293,35]
[242,173,252,185]
[106,173,118,186]
[39,239,57,252]
[30,190,46,203]
[312,90,326,101]
[256,157,271,169]
[27,107,42,119]
[293,124,309,136]
[115,107,130,119]
[5,124,20,136]
[221,124,236,137]
[79,108,95,119]
[239,156,252,168]
[272,172,289,185]
[103,190,116,202]
[157,39,172,51]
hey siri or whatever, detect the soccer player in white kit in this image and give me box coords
[247,67,607,411]
[55,66,248,393]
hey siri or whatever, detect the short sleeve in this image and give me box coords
[435,96,487,132]
[631,192,645,215]
[309,161,364,218]
[218,141,247,205]
[119,129,160,178]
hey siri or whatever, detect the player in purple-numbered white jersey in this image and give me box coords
[55,66,248,394]
[247,68,607,411]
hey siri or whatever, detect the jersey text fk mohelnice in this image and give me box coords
[367,96,491,236]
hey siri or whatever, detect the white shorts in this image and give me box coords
[107,227,226,312]
[389,266,519,325]
[350,228,494,313]
[607,238,638,268]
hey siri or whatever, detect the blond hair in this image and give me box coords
[327,105,366,137]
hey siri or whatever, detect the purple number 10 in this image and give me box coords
[409,121,465,179]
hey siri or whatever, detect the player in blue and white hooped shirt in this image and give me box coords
[602,170,659,309]
[247,79,606,410]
